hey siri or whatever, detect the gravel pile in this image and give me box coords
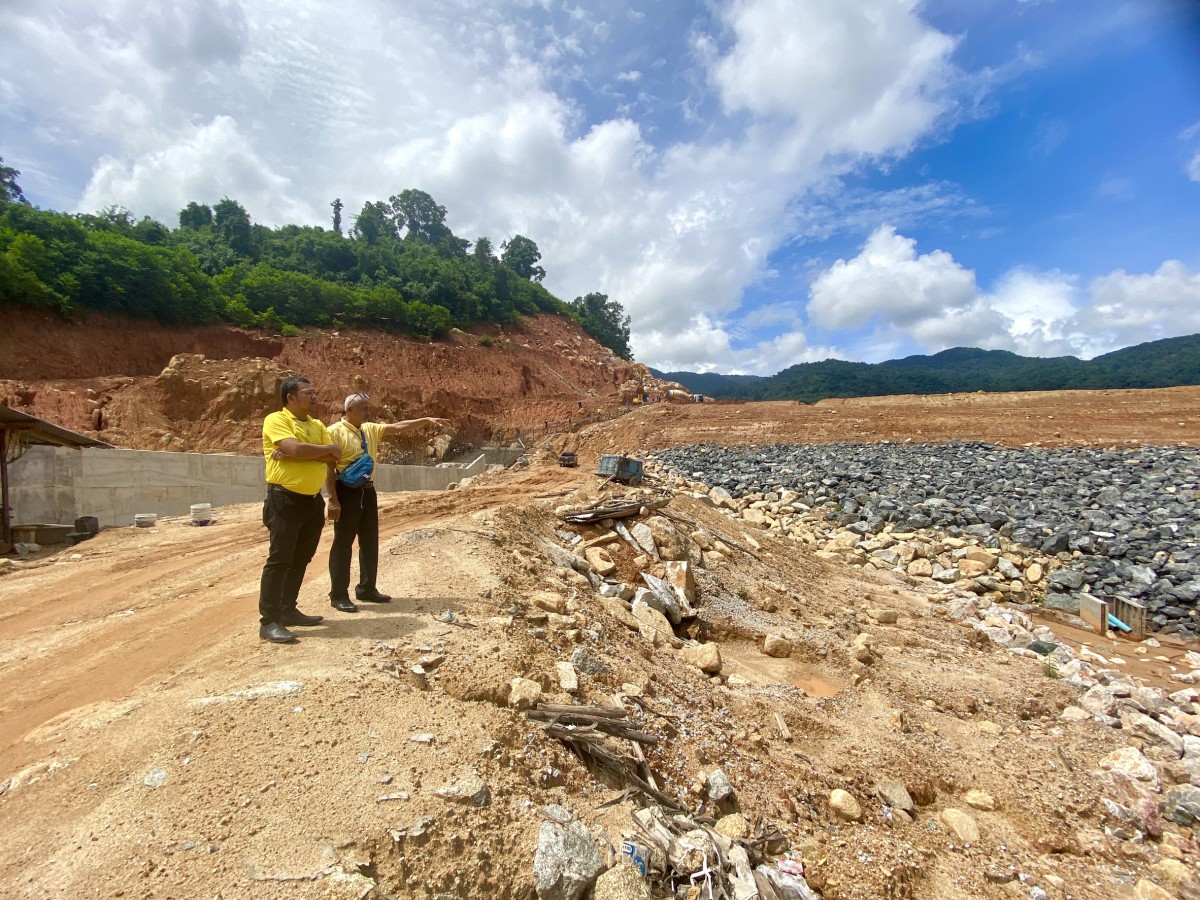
[654,441,1200,636]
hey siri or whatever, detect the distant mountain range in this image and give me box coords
[651,334,1200,403]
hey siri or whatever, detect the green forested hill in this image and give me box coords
[0,162,631,357]
[654,334,1200,401]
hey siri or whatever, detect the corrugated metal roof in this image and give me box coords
[0,404,114,449]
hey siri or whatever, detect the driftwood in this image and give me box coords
[527,704,659,745]
[558,493,672,524]
[528,702,679,810]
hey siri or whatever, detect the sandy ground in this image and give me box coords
[1,388,1199,899]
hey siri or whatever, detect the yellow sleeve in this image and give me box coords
[262,412,295,448]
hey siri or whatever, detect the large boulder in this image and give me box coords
[533,806,606,900]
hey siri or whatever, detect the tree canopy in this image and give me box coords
[0,167,634,356]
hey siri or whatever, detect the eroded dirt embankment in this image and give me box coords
[0,310,655,454]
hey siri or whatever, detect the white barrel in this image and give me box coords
[133,513,157,528]
[190,503,213,526]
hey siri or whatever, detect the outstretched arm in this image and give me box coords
[382,417,451,436]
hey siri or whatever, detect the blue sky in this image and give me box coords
[2,0,1199,374]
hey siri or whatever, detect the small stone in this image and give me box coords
[584,547,617,577]
[706,768,735,804]
[509,677,543,710]
[829,789,862,822]
[977,721,1002,736]
[435,775,490,807]
[556,662,579,694]
[715,813,750,839]
[963,790,995,811]
[876,780,914,813]
[1061,706,1090,723]
[1134,880,1176,900]
[143,768,168,788]
[592,861,652,900]
[867,609,899,625]
[682,642,722,674]
[570,647,610,676]
[534,592,568,615]
[939,808,980,843]
[762,634,793,658]
[410,733,436,744]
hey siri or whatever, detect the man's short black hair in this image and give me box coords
[279,376,311,406]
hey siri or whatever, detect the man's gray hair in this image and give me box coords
[344,392,370,412]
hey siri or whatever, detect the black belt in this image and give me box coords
[338,480,375,490]
[267,484,321,499]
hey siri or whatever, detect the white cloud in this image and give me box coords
[804,227,1200,362]
[79,116,313,225]
[1187,151,1200,182]
[808,226,979,333]
[1073,261,1200,355]
[709,0,959,160]
[633,313,839,375]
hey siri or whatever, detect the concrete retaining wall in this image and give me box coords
[8,445,491,528]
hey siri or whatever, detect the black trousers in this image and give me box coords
[258,487,325,625]
[328,481,379,601]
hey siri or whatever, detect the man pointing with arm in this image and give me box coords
[327,392,449,612]
[258,376,341,644]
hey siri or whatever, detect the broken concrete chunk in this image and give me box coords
[715,813,749,839]
[631,600,675,645]
[600,597,640,631]
[647,516,689,561]
[629,522,660,559]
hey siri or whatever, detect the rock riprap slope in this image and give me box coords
[653,442,1200,636]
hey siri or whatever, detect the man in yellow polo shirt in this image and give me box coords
[326,392,449,612]
[258,376,341,644]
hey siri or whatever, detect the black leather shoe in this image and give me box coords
[279,609,324,626]
[331,597,359,613]
[259,622,297,643]
[356,590,392,603]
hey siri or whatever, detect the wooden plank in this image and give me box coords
[773,711,792,742]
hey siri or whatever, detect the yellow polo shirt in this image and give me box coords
[262,409,332,495]
[329,419,387,477]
